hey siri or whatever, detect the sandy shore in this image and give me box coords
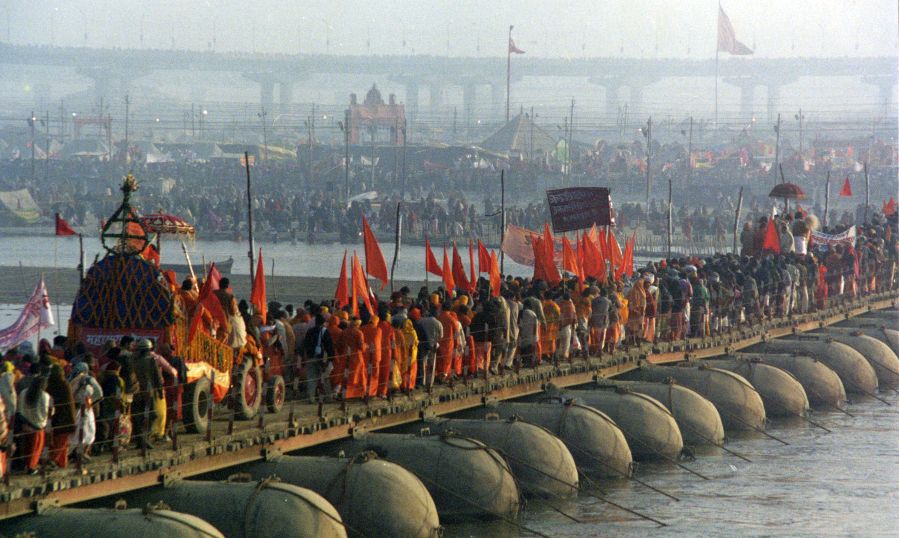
[0,265,427,306]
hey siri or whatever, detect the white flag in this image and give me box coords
[39,278,55,327]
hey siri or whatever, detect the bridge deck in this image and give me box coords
[0,293,894,520]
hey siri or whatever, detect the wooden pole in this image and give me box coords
[244,151,255,285]
[500,169,506,274]
[824,170,831,229]
[773,113,781,186]
[344,108,351,203]
[686,116,693,184]
[733,186,744,254]
[645,116,652,203]
[390,202,402,292]
[666,175,673,259]
[863,162,870,225]
[506,25,512,123]
[77,233,85,282]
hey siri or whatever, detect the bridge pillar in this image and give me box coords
[765,83,781,123]
[403,81,420,124]
[724,77,757,121]
[279,81,294,114]
[628,84,644,116]
[260,79,275,112]
[428,81,444,114]
[490,82,505,121]
[587,77,622,119]
[462,81,477,134]
[863,75,897,116]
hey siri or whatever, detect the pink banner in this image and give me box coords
[0,279,55,352]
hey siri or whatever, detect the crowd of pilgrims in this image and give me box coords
[0,206,895,477]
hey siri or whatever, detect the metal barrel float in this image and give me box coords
[704,358,810,418]
[332,432,520,521]
[626,365,767,431]
[487,400,634,479]
[730,353,847,410]
[751,339,878,396]
[245,453,440,538]
[2,505,224,538]
[124,477,346,538]
[814,328,899,389]
[592,379,725,446]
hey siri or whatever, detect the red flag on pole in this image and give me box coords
[451,242,471,293]
[362,216,389,289]
[531,235,547,282]
[761,218,781,253]
[251,249,267,322]
[55,213,77,236]
[616,232,636,280]
[607,228,623,278]
[717,6,754,55]
[335,250,349,308]
[542,223,562,286]
[425,237,443,277]
[489,250,501,297]
[883,197,897,216]
[839,176,853,197]
[468,240,477,291]
[581,233,606,282]
[351,251,373,317]
[441,246,455,292]
[508,38,525,54]
[477,240,491,273]
[562,235,580,279]
[188,263,227,343]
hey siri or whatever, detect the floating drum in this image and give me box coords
[332,432,520,521]
[2,505,224,538]
[732,353,847,410]
[546,384,684,461]
[816,329,899,389]
[592,379,725,446]
[428,417,578,498]
[245,453,440,538]
[705,358,810,418]
[628,365,766,431]
[834,322,899,355]
[752,339,878,396]
[488,400,633,479]
[125,478,345,538]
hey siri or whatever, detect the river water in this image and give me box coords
[446,400,899,537]
[0,235,534,281]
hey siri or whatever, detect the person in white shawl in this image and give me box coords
[68,361,103,461]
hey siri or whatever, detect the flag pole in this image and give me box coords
[390,202,402,292]
[244,151,255,287]
[823,170,831,229]
[506,25,513,123]
[732,186,744,253]
[500,169,506,274]
[715,2,720,128]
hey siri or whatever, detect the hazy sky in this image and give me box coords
[4,0,897,58]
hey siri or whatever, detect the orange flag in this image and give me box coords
[542,223,562,286]
[441,246,455,291]
[335,250,349,308]
[531,235,547,282]
[839,176,852,197]
[615,232,635,280]
[607,228,623,278]
[489,250,501,297]
[575,232,586,281]
[581,233,606,282]
[425,237,443,277]
[452,242,471,293]
[882,197,896,216]
[351,251,374,317]
[762,218,781,253]
[251,249,267,322]
[187,263,227,343]
[468,240,477,290]
[562,235,580,279]
[362,216,389,289]
[477,240,491,273]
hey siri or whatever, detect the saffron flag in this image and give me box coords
[451,242,470,293]
[717,6,753,55]
[839,176,853,197]
[883,197,897,216]
[561,235,581,280]
[425,237,443,277]
[251,249,267,322]
[362,216,389,289]
[531,235,546,282]
[489,250,501,297]
[508,37,525,54]
[581,233,606,282]
[616,232,636,279]
[351,252,374,318]
[607,228,623,277]
[142,243,161,268]
[55,213,77,236]
[762,218,781,253]
[335,250,349,308]
[543,223,562,286]
[468,240,477,291]
[188,263,227,343]
[477,240,491,273]
[442,246,455,292]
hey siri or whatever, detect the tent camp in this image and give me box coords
[0,189,41,224]
[479,113,557,158]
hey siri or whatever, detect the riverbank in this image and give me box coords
[0,265,426,305]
